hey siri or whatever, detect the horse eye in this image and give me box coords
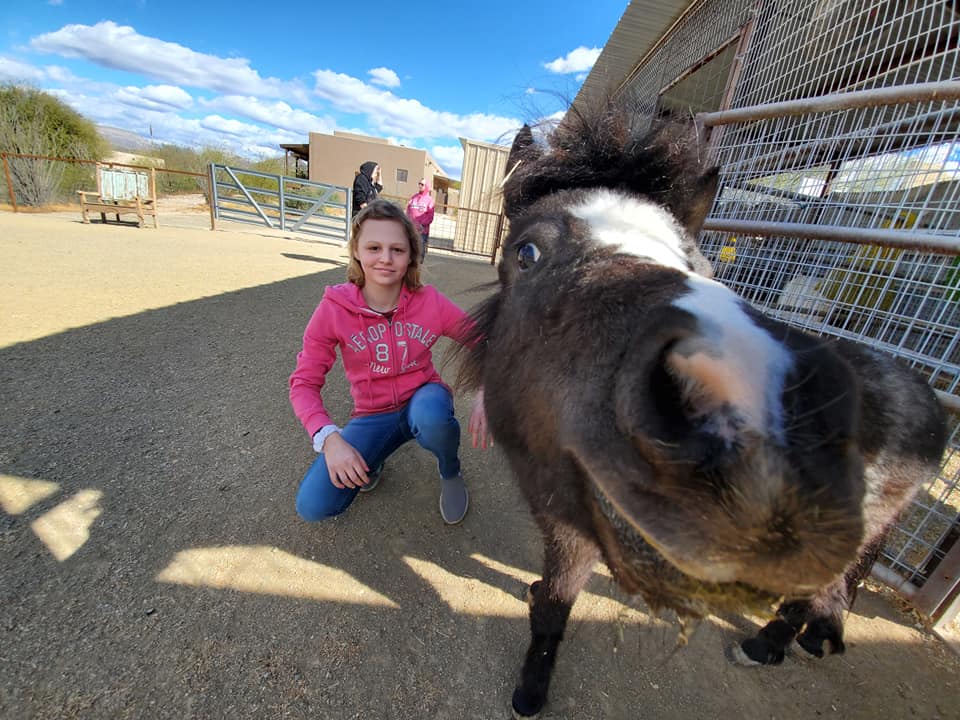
[517,243,542,271]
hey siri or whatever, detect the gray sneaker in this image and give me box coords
[360,463,384,493]
[440,475,469,524]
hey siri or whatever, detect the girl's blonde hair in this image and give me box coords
[347,199,423,291]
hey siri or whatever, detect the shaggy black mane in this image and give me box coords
[454,285,500,393]
[503,102,713,228]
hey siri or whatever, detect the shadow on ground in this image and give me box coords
[1,254,958,720]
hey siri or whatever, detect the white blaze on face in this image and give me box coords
[569,189,691,271]
[671,274,794,443]
[571,187,791,442]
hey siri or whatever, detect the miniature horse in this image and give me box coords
[457,107,946,718]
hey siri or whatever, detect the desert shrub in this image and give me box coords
[0,84,108,205]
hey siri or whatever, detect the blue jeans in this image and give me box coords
[296,383,461,522]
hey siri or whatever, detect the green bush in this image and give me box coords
[0,83,108,205]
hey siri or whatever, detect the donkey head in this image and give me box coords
[466,109,867,611]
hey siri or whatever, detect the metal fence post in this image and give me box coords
[491,212,505,265]
[208,163,217,230]
[346,188,353,232]
[2,154,17,212]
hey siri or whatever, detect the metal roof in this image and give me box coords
[279,143,309,161]
[573,0,698,113]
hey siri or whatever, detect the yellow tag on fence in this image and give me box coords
[719,238,737,263]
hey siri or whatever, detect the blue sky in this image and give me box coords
[0,1,629,178]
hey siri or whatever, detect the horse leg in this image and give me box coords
[734,598,809,665]
[735,534,887,665]
[512,527,600,718]
[795,534,886,657]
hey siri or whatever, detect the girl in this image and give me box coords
[289,199,490,525]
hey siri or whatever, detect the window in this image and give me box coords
[657,40,738,117]
[396,168,408,183]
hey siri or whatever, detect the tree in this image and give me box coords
[0,83,108,205]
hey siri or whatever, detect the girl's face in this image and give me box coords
[354,219,411,291]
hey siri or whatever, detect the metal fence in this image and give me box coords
[0,155,509,258]
[620,0,960,624]
[1,152,208,208]
[209,164,350,243]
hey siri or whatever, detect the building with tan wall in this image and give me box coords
[280,130,515,257]
[283,131,450,206]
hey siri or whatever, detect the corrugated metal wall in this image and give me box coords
[454,138,510,256]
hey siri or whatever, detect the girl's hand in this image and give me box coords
[322,433,371,489]
[469,389,494,449]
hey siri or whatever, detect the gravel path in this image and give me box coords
[1,210,958,719]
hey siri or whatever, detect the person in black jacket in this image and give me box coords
[352,161,382,215]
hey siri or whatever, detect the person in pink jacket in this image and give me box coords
[406,178,435,261]
[290,199,490,525]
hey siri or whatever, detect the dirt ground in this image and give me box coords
[1,209,958,720]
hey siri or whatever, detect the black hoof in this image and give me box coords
[512,686,544,719]
[796,615,846,657]
[796,627,844,657]
[795,632,824,657]
[733,637,785,666]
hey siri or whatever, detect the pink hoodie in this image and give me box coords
[289,281,471,436]
[406,182,435,232]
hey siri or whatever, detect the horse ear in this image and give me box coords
[503,125,541,219]
[508,124,538,167]
[679,167,719,237]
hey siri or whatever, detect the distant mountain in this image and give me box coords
[98,125,153,152]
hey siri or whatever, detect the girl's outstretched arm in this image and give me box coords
[469,388,493,449]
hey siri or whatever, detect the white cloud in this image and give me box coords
[114,84,193,112]
[543,46,601,74]
[0,56,48,83]
[6,58,313,152]
[2,58,114,94]
[16,26,521,162]
[312,69,519,142]
[30,22,304,101]
[368,67,400,88]
[46,88,299,157]
[199,114,260,137]
[44,65,82,83]
[201,95,336,135]
[430,145,464,178]
[384,136,416,148]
